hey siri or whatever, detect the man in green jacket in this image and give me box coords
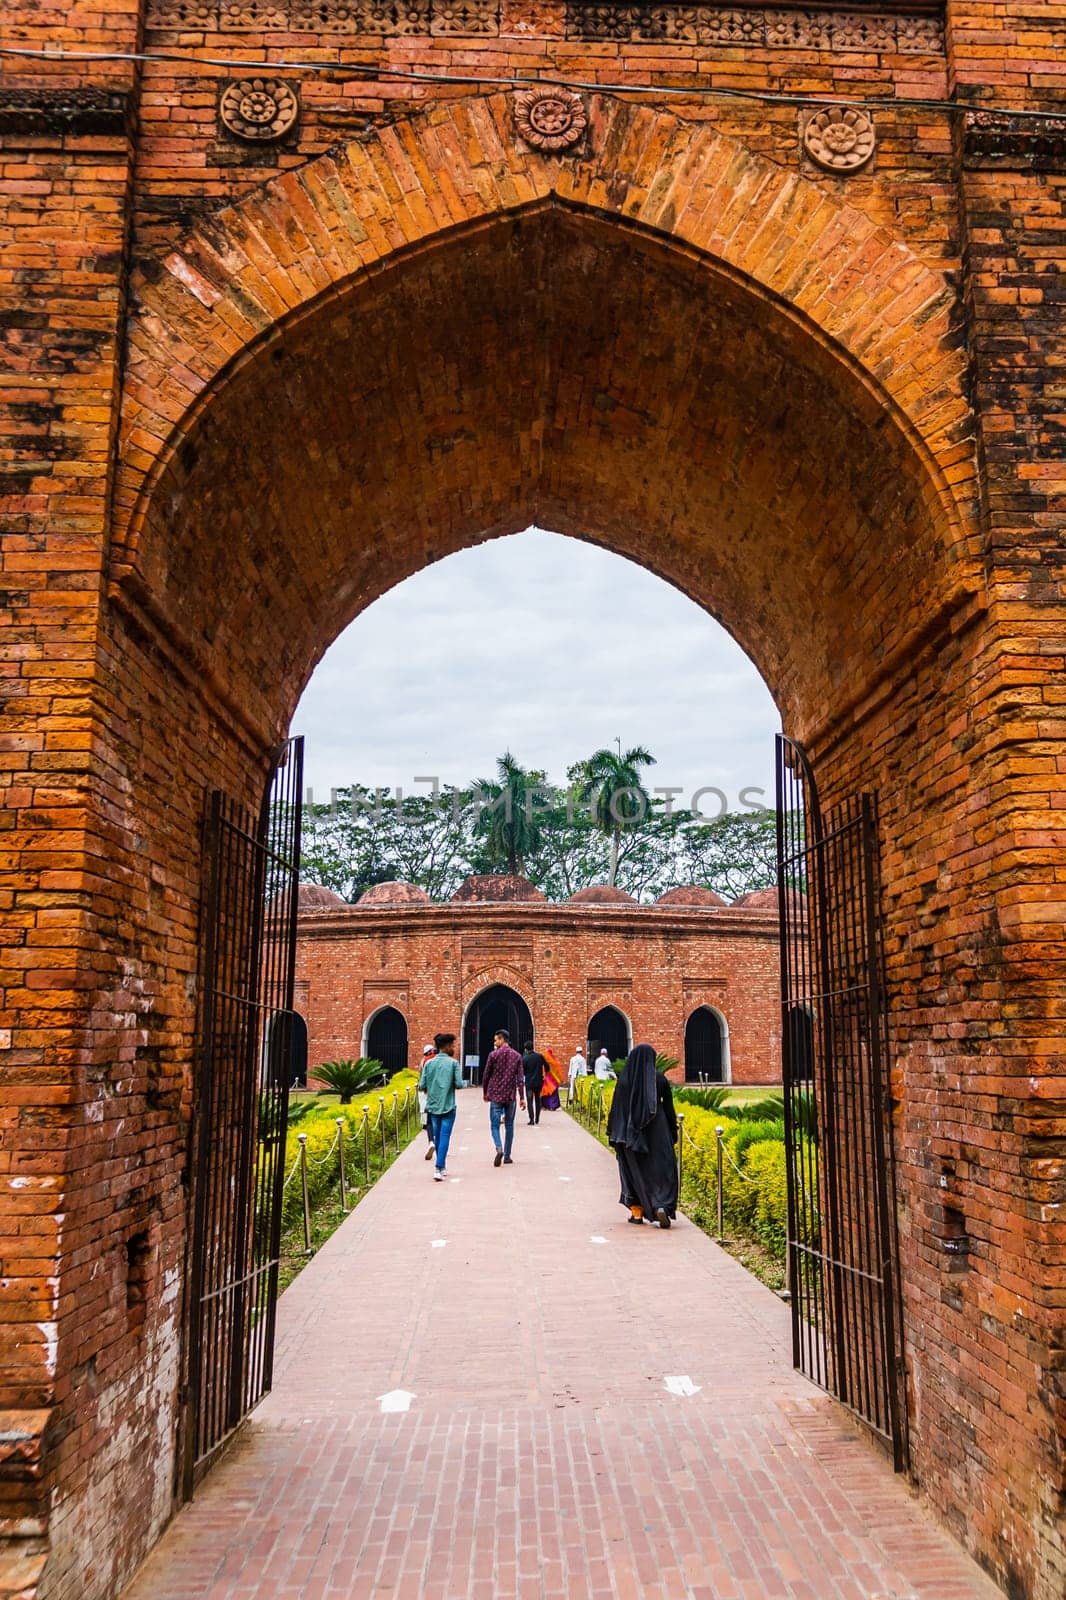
[418,1031,464,1181]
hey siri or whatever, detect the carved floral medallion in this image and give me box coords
[218,77,299,142]
[514,87,587,153]
[802,105,876,173]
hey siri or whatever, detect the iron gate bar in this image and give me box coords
[775,735,908,1470]
[183,738,304,1497]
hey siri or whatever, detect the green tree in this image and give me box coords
[678,808,779,900]
[471,752,546,877]
[573,743,656,886]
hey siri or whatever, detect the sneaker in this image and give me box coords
[503,1156,513,1165]
[493,1151,503,1167]
[655,1207,671,1229]
[425,1143,435,1161]
[433,1169,444,1182]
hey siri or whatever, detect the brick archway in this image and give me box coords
[113,93,981,749]
[5,62,1064,1600]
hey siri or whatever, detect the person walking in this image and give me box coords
[418,1043,436,1160]
[521,1039,546,1125]
[567,1045,587,1105]
[418,1031,464,1182]
[482,1028,525,1166]
[594,1047,617,1082]
[540,1047,563,1112]
[606,1043,679,1228]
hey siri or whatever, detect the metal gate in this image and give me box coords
[183,736,304,1495]
[775,734,908,1469]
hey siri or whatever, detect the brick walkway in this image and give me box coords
[122,1105,1001,1600]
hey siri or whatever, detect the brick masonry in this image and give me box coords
[294,894,783,1085]
[0,3,1064,1599]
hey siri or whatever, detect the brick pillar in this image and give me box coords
[0,8,144,1591]
[928,9,1066,1595]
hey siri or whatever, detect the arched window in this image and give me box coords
[785,1004,815,1084]
[262,1009,308,1090]
[364,1006,409,1077]
[587,1005,631,1066]
[462,985,534,1084]
[684,1006,729,1083]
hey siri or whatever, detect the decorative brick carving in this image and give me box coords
[147,0,497,29]
[963,110,1066,172]
[566,5,943,53]
[0,86,132,140]
[514,86,588,152]
[803,105,876,172]
[218,76,299,141]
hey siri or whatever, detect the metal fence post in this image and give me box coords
[362,1105,370,1185]
[392,1091,400,1153]
[337,1116,347,1212]
[677,1113,685,1190]
[298,1133,311,1253]
[379,1096,387,1162]
[715,1125,724,1241]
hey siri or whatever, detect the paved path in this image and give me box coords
[123,1105,1001,1600]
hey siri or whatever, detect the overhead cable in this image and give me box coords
[2,41,1065,124]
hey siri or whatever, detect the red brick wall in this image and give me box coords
[294,903,783,1085]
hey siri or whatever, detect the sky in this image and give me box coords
[290,528,781,815]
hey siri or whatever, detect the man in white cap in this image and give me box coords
[567,1045,587,1105]
[419,1044,435,1159]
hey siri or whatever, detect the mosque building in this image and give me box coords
[294,873,785,1085]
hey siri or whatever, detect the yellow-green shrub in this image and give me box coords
[278,1070,419,1227]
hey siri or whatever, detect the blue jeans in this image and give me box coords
[427,1109,455,1172]
[489,1100,517,1157]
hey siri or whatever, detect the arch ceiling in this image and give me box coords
[116,95,981,744]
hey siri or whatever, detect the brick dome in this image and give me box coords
[451,874,546,903]
[357,880,433,906]
[568,885,637,905]
[296,883,348,910]
[732,886,806,912]
[655,886,728,908]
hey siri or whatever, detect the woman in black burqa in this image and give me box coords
[606,1043,679,1228]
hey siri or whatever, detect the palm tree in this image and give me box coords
[575,743,656,886]
[472,752,544,877]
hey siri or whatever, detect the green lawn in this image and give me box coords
[719,1085,784,1107]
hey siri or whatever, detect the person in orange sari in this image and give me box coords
[540,1047,563,1111]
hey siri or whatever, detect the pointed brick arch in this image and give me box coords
[114,92,978,577]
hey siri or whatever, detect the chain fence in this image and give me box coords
[276,1084,419,1254]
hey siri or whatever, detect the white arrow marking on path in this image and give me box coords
[379,1389,416,1414]
[664,1375,701,1397]
[590,1235,607,1245]
[431,1239,448,1249]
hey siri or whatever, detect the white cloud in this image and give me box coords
[291,528,780,810]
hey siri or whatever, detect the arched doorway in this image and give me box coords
[463,985,534,1084]
[786,1004,815,1084]
[587,1006,630,1066]
[684,1007,728,1083]
[364,1006,408,1079]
